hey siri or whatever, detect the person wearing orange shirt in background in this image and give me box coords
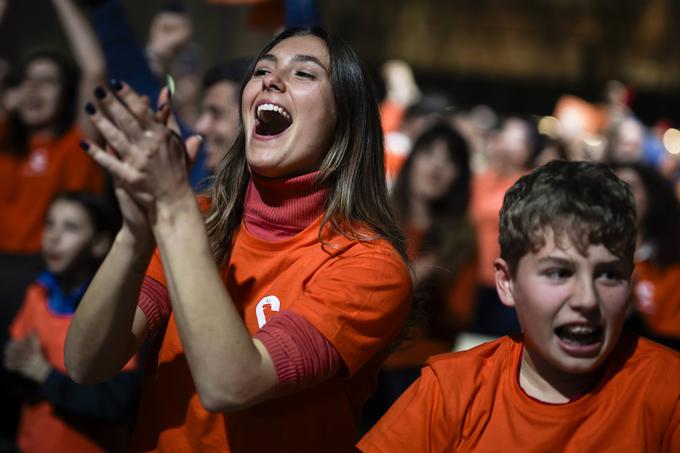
[359,161,680,452]
[614,163,680,351]
[469,116,536,336]
[4,192,139,453]
[362,122,477,429]
[65,27,411,452]
[0,0,106,441]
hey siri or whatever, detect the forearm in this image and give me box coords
[52,0,106,136]
[152,193,276,411]
[65,228,152,384]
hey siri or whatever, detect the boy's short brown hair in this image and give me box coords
[499,160,637,275]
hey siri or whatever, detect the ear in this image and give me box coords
[91,233,112,260]
[494,258,516,308]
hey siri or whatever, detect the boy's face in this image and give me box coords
[42,200,97,277]
[495,228,631,375]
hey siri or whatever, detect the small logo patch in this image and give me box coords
[256,295,281,328]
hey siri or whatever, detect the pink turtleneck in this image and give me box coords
[243,170,329,242]
[138,171,341,395]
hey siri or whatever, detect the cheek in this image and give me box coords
[600,286,630,319]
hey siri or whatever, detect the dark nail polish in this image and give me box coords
[79,140,90,151]
[84,102,96,115]
[110,78,123,91]
[94,86,106,99]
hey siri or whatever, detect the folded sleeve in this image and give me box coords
[289,247,412,376]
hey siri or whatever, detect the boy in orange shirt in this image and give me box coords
[358,160,680,452]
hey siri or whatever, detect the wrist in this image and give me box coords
[116,227,155,260]
[152,193,205,244]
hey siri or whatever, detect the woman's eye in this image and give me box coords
[295,71,315,79]
[253,68,270,77]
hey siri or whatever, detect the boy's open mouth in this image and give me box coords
[255,103,292,136]
[554,324,603,347]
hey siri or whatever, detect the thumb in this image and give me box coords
[184,135,203,166]
[28,334,40,350]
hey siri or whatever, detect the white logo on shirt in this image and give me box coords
[256,295,281,328]
[635,280,656,314]
[26,148,48,175]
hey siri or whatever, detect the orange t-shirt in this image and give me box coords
[10,282,138,453]
[0,126,105,254]
[470,169,522,286]
[133,216,412,452]
[358,334,680,452]
[634,260,680,339]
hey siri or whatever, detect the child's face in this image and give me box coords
[496,228,631,375]
[42,200,97,277]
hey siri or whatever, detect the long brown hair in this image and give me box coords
[204,27,406,264]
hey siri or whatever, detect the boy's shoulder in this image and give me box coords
[614,333,680,386]
[425,335,521,391]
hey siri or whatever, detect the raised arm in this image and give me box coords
[65,86,161,383]
[75,83,279,412]
[51,0,106,138]
[65,225,153,384]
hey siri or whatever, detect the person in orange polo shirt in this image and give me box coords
[0,0,106,441]
[614,163,680,350]
[358,161,680,452]
[5,192,139,453]
[363,122,477,428]
[65,27,412,452]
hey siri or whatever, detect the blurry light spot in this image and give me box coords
[583,136,603,147]
[663,128,680,155]
[538,116,560,137]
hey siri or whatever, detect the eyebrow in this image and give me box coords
[258,53,329,72]
[536,256,572,266]
[536,255,624,267]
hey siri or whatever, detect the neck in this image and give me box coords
[55,267,92,295]
[409,195,431,231]
[29,125,57,142]
[518,346,601,404]
[243,170,329,241]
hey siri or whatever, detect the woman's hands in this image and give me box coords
[81,82,200,240]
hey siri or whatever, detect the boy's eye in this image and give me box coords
[544,268,572,281]
[596,269,625,285]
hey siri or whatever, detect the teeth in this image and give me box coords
[257,103,291,121]
[564,325,596,335]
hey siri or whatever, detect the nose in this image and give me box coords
[262,71,284,92]
[569,274,599,313]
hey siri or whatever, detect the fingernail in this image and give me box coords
[79,140,90,151]
[84,102,96,115]
[197,134,204,143]
[110,78,123,91]
[94,86,106,100]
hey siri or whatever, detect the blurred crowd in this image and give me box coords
[1,0,679,451]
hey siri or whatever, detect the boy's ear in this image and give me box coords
[494,258,516,308]
[91,233,112,260]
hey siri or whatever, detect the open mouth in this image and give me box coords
[255,103,292,137]
[555,324,603,348]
